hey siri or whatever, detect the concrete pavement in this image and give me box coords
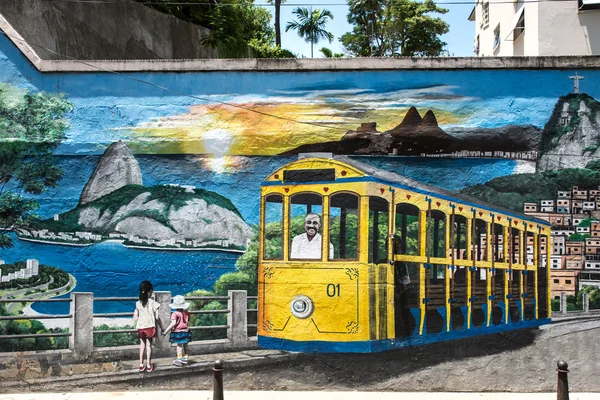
[0,391,598,400]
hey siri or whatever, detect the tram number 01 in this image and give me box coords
[326,283,340,297]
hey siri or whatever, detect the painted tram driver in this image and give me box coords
[290,213,334,259]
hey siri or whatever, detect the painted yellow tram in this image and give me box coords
[258,156,551,353]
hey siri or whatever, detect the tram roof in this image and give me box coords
[333,156,549,226]
[266,155,547,227]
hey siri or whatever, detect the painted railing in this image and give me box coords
[554,291,600,318]
[0,290,258,360]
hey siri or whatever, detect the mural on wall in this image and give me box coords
[1,31,600,364]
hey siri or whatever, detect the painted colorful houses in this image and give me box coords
[524,186,600,299]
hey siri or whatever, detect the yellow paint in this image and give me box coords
[504,266,510,325]
[129,103,467,155]
[445,216,451,332]
[258,158,551,346]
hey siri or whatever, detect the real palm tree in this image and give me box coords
[267,0,286,47]
[285,7,334,58]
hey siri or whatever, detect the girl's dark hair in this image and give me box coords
[139,280,153,307]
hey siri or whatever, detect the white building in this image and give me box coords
[469,0,600,56]
[553,235,566,256]
[541,200,555,213]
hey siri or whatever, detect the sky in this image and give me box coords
[255,0,476,58]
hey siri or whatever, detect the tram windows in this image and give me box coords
[329,193,359,260]
[427,210,446,258]
[394,204,419,256]
[538,247,549,319]
[524,270,536,320]
[508,269,521,322]
[426,264,446,334]
[474,219,488,261]
[369,197,389,264]
[510,228,521,265]
[491,268,506,325]
[394,261,419,338]
[452,215,468,260]
[289,193,328,260]
[450,266,467,331]
[492,224,505,262]
[471,267,488,328]
[263,194,284,260]
[526,232,535,267]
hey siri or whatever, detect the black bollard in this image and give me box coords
[213,359,224,400]
[557,360,569,400]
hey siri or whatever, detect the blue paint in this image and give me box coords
[2,34,600,155]
[0,234,238,315]
[21,155,523,226]
[497,302,507,325]
[258,318,551,353]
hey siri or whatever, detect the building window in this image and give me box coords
[554,279,559,283]
[566,280,572,284]
[493,25,500,51]
[481,2,490,28]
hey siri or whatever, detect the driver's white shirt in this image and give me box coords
[290,233,334,259]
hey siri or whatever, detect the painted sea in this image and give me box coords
[0,155,531,314]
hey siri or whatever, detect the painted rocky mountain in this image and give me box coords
[282,107,541,156]
[31,142,251,250]
[79,141,143,205]
[537,93,600,171]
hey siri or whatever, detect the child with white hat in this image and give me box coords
[162,295,192,366]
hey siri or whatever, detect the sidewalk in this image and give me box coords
[0,349,294,391]
[0,391,597,400]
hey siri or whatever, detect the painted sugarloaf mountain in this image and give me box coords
[282,107,541,156]
[18,142,252,252]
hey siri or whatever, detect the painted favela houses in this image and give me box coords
[2,20,600,389]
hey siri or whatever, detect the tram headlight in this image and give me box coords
[290,295,314,319]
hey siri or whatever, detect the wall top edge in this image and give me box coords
[36,57,600,72]
[2,12,600,73]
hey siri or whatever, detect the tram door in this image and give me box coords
[368,197,390,340]
[393,203,420,338]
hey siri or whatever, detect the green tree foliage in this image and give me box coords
[135,0,294,58]
[0,264,70,291]
[213,271,257,296]
[93,324,138,347]
[330,213,359,258]
[578,286,600,310]
[568,233,590,242]
[586,159,600,171]
[553,287,600,312]
[248,39,296,58]
[0,84,72,248]
[369,210,388,263]
[286,7,335,58]
[320,47,344,58]
[235,228,260,283]
[189,300,228,340]
[0,320,68,352]
[341,0,449,57]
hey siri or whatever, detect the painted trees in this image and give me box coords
[0,84,72,248]
[285,7,334,58]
